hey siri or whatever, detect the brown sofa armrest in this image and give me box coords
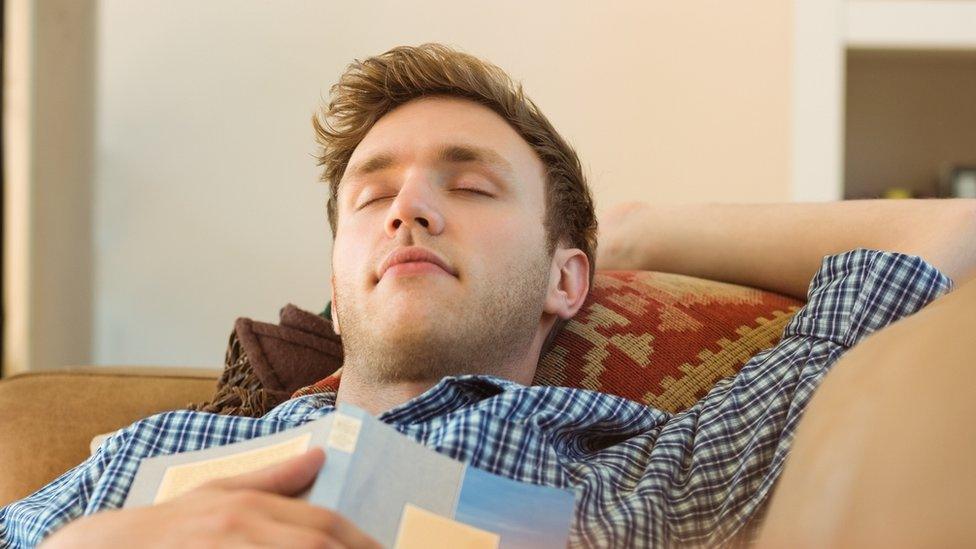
[0,366,220,506]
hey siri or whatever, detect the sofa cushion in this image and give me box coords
[534,270,802,411]
[0,367,219,506]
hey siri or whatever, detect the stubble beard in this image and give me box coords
[334,252,551,386]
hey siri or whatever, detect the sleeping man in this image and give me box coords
[2,43,975,547]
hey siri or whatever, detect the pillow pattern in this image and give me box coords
[289,271,803,413]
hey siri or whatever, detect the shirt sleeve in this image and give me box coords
[0,408,296,548]
[782,247,954,348]
[0,429,130,548]
[648,248,954,546]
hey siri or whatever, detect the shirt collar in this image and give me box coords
[378,374,523,424]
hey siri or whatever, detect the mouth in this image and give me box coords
[377,246,458,282]
[383,260,453,279]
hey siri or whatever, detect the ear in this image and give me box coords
[330,276,341,335]
[543,247,590,320]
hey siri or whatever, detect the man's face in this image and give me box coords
[331,96,553,384]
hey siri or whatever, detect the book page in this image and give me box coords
[154,432,311,503]
[394,503,499,549]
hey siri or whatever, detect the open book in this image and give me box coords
[125,404,575,548]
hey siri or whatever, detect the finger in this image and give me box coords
[207,447,326,496]
[320,513,382,549]
[243,517,347,549]
[248,497,381,548]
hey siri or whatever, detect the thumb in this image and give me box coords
[209,447,326,496]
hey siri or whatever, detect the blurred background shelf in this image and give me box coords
[841,1,976,200]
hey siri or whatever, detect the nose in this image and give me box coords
[383,175,445,238]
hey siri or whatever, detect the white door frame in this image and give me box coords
[792,0,845,202]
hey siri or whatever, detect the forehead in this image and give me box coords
[342,96,545,186]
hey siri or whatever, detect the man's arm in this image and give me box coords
[596,199,976,299]
[756,271,976,546]
[0,407,380,548]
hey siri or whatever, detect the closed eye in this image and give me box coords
[357,188,492,210]
[453,188,493,197]
[357,196,393,210]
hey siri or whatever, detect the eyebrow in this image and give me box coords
[345,144,516,181]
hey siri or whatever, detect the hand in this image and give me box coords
[40,448,381,549]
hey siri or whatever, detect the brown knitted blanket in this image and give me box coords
[189,304,342,417]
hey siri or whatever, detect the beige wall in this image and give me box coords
[7,1,794,371]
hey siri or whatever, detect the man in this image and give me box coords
[2,43,974,547]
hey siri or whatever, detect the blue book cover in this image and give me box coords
[126,403,575,548]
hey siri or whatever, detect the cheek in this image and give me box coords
[332,232,372,283]
[467,212,547,272]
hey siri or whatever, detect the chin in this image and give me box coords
[375,299,449,333]
[376,319,451,353]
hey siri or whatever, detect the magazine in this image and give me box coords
[125,404,576,548]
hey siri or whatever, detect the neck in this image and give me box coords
[335,354,539,416]
[334,373,439,416]
[333,319,553,415]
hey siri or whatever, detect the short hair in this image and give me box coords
[313,43,598,350]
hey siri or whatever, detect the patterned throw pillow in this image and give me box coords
[292,271,803,414]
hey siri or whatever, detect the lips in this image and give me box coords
[377,246,458,281]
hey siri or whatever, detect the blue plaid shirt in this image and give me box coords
[0,249,953,547]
